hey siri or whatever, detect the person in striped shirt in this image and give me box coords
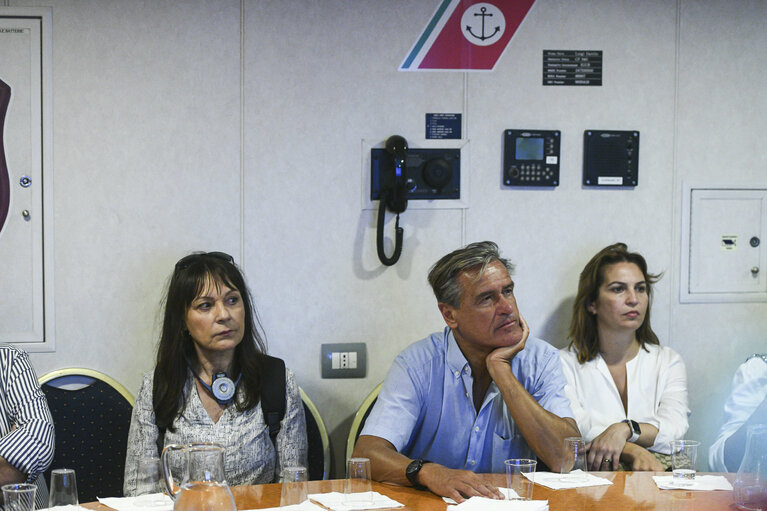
[0,345,55,508]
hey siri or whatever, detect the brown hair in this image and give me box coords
[568,243,662,363]
[428,241,514,307]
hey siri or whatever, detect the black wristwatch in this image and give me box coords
[623,419,641,443]
[405,459,430,490]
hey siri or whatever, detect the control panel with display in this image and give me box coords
[503,130,560,187]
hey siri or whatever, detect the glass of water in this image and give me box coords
[49,468,78,507]
[560,437,588,482]
[670,440,700,486]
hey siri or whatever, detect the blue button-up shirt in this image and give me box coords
[360,327,573,473]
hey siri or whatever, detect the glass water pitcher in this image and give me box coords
[161,442,236,511]
[735,424,767,510]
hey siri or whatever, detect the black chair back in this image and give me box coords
[299,388,330,480]
[41,372,133,502]
[303,402,324,480]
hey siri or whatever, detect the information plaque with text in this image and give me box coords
[543,50,602,86]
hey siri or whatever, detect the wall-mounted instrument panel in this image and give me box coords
[503,130,560,187]
[582,130,639,187]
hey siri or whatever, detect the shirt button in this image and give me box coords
[465,392,469,397]
[474,427,479,432]
[470,460,476,465]
[455,371,460,377]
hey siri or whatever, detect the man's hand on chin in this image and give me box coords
[486,315,529,374]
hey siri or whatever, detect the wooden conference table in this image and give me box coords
[83,472,738,511]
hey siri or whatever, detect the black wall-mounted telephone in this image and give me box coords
[376,135,409,266]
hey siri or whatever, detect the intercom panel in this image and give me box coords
[503,130,560,187]
[582,130,639,187]
[370,148,460,201]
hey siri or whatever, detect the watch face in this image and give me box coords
[406,459,426,488]
[407,459,422,476]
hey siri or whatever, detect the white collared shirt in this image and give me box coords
[559,344,689,454]
[709,356,767,472]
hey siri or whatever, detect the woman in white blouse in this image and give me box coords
[560,243,689,471]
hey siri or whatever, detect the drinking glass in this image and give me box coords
[2,483,36,511]
[135,457,167,507]
[49,468,78,507]
[344,457,374,506]
[670,440,700,486]
[505,459,536,500]
[279,466,308,506]
[560,437,588,482]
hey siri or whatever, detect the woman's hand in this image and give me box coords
[620,442,665,471]
[585,422,631,471]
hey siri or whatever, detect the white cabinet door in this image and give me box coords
[684,188,767,301]
[0,9,53,351]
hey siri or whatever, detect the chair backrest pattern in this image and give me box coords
[41,373,133,503]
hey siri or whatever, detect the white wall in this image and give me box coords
[7,0,766,476]
[673,0,767,465]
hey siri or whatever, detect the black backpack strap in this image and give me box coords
[260,355,287,445]
[156,427,166,456]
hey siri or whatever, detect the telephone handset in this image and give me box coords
[376,135,409,266]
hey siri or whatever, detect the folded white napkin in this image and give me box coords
[443,487,523,504]
[447,496,548,510]
[242,499,326,511]
[524,471,613,490]
[652,475,733,491]
[37,506,91,511]
[98,493,174,511]
[308,491,404,511]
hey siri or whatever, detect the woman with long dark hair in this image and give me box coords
[560,243,689,471]
[123,252,306,495]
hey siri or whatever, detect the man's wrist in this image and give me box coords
[405,459,431,490]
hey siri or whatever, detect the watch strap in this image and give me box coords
[623,419,641,443]
[405,458,430,490]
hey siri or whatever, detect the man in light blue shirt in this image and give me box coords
[354,241,578,502]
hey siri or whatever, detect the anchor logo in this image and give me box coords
[461,3,506,47]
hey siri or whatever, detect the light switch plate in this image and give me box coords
[321,342,366,378]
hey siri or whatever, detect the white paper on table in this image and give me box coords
[37,506,92,511]
[307,491,404,511]
[652,475,733,491]
[443,487,524,504]
[241,499,326,511]
[524,471,613,490]
[446,496,549,510]
[98,494,174,511]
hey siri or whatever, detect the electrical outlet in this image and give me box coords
[321,343,367,378]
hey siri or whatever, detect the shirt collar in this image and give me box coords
[445,327,470,377]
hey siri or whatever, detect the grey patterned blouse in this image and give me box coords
[123,368,307,496]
